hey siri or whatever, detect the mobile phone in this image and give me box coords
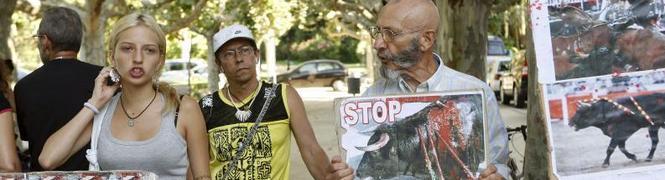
[106,68,120,86]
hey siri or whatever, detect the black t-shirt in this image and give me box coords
[15,59,101,171]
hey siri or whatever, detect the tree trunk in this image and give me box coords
[519,3,527,48]
[205,34,220,92]
[0,0,17,60]
[503,13,510,39]
[81,17,107,66]
[78,0,206,66]
[264,34,277,83]
[180,29,192,93]
[447,0,490,81]
[80,0,108,66]
[523,12,554,179]
[436,0,454,64]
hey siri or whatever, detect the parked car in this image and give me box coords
[276,59,348,91]
[499,49,528,108]
[486,35,512,96]
[161,59,206,74]
[160,59,209,95]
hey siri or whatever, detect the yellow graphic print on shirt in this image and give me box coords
[208,120,291,180]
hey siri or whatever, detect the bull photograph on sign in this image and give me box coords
[543,69,665,178]
[532,0,665,177]
[531,0,665,82]
[335,91,487,180]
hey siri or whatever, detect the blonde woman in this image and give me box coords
[39,13,210,179]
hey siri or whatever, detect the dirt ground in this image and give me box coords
[551,120,665,177]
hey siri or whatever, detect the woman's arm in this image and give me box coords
[285,85,353,180]
[39,106,95,170]
[178,96,211,180]
[39,67,119,170]
[0,111,20,172]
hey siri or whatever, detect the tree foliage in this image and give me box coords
[488,0,528,49]
[213,0,296,44]
[0,0,17,60]
[277,30,361,63]
[7,1,43,70]
[275,0,365,64]
[189,0,225,91]
[9,0,208,66]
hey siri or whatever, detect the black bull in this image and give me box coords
[355,96,484,179]
[570,93,665,167]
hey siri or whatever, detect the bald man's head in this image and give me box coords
[380,0,440,32]
[372,0,441,81]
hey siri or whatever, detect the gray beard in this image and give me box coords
[380,65,401,79]
[378,38,422,79]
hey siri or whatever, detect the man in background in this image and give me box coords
[15,7,102,171]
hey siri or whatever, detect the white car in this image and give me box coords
[161,59,206,76]
[160,59,208,94]
[486,35,512,96]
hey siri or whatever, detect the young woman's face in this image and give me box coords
[112,25,163,86]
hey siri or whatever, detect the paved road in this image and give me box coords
[288,87,527,179]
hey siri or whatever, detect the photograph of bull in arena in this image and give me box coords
[337,92,486,180]
[570,93,665,166]
[544,70,665,177]
[548,0,665,80]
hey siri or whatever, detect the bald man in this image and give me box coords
[362,0,509,179]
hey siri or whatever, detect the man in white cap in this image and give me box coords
[198,24,354,180]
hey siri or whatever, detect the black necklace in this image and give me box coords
[120,91,157,127]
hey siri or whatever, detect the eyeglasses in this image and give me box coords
[221,45,255,60]
[370,26,422,42]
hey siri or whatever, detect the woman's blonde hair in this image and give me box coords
[109,12,179,114]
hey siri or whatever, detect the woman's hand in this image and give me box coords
[88,67,120,109]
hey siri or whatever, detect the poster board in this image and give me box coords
[335,90,487,179]
[530,0,665,178]
[531,0,665,83]
[542,69,665,179]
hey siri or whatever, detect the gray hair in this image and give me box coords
[37,7,83,52]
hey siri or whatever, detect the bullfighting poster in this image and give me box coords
[543,68,665,179]
[531,0,665,178]
[334,90,487,180]
[530,0,665,83]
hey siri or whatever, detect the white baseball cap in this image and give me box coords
[213,24,256,53]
